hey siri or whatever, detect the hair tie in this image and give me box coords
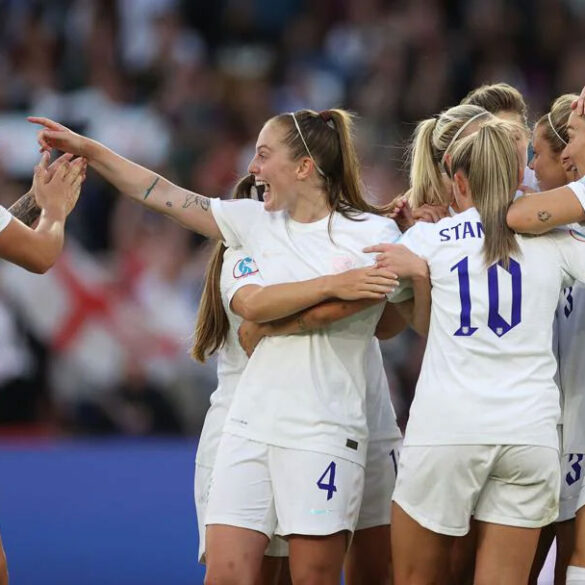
[320,110,336,130]
[547,112,567,146]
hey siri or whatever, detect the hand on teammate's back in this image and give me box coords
[365,243,428,280]
[32,152,86,218]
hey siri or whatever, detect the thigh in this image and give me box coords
[570,497,585,566]
[475,445,560,529]
[528,523,556,585]
[392,445,495,537]
[288,531,348,585]
[450,520,478,585]
[474,521,541,585]
[206,525,269,585]
[391,502,453,585]
[555,519,576,584]
[270,448,364,537]
[345,525,391,585]
[355,438,400,531]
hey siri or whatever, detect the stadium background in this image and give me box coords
[0,0,580,582]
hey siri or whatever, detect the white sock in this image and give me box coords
[567,565,585,584]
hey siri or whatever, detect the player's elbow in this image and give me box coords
[506,206,546,235]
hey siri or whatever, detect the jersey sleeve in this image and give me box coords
[222,248,265,307]
[566,180,585,213]
[210,198,264,248]
[550,229,585,286]
[0,206,12,233]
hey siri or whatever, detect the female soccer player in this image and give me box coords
[192,175,402,584]
[526,93,583,585]
[30,110,412,585]
[507,94,585,585]
[371,119,585,585]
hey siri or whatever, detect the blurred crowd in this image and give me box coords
[0,0,582,436]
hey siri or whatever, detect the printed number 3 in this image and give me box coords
[317,461,337,501]
[567,454,584,486]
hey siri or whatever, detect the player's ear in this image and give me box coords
[453,171,469,198]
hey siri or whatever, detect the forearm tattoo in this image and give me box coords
[183,193,210,211]
[537,210,552,223]
[143,177,160,200]
[9,192,41,227]
[296,315,308,332]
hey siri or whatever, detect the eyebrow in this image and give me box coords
[256,144,272,152]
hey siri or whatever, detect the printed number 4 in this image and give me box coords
[317,461,337,501]
[567,454,584,486]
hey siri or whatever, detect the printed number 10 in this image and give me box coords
[451,256,522,337]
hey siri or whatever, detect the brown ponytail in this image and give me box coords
[191,175,256,362]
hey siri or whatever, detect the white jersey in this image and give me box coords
[196,247,263,467]
[0,206,12,232]
[395,207,585,449]
[556,278,585,454]
[210,198,401,465]
[365,338,402,441]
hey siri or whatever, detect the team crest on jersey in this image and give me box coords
[570,229,585,243]
[331,255,355,273]
[233,257,259,278]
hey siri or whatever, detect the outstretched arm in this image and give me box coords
[29,117,223,240]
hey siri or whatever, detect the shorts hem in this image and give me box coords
[393,496,468,537]
[473,512,558,529]
[205,517,273,539]
[355,519,391,531]
[275,524,354,538]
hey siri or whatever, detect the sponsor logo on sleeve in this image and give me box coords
[570,229,585,243]
[233,257,259,279]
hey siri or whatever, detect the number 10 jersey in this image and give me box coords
[397,207,585,450]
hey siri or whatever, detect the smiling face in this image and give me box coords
[530,123,568,191]
[247,120,303,212]
[565,112,585,178]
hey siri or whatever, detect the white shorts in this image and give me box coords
[194,462,288,562]
[206,433,365,538]
[393,445,560,537]
[558,453,585,522]
[355,438,401,531]
[577,467,585,514]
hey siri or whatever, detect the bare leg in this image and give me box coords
[473,521,540,585]
[345,524,392,585]
[391,503,453,585]
[528,523,555,585]
[205,524,269,585]
[0,534,8,585]
[555,519,576,584]
[288,531,347,585]
[450,519,477,585]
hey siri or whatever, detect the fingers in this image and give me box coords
[34,151,50,182]
[363,244,394,254]
[27,116,66,131]
[48,152,74,171]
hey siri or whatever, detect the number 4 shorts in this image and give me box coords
[205,432,365,538]
[392,444,560,536]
